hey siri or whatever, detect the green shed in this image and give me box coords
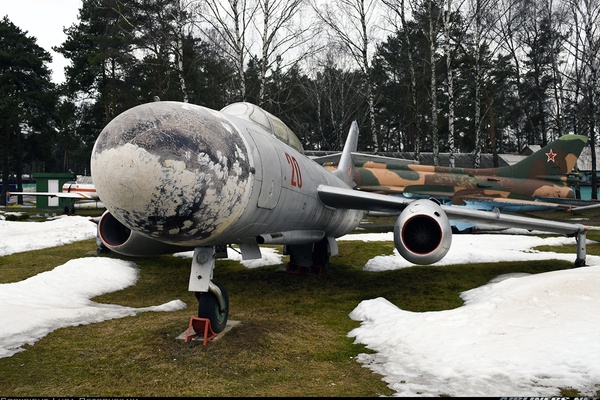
[32,172,77,209]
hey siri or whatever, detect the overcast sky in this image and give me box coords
[0,0,82,83]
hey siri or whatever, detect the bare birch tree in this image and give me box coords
[302,46,364,149]
[192,0,258,100]
[464,0,505,168]
[381,0,423,159]
[492,0,526,149]
[312,0,381,151]
[425,0,445,165]
[545,0,570,139]
[193,0,315,105]
[254,0,315,106]
[442,0,469,167]
[566,0,600,199]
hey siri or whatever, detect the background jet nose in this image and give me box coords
[90,101,253,244]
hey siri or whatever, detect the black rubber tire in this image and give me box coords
[195,282,229,333]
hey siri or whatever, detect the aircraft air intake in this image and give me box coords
[98,210,131,246]
[96,210,193,256]
[394,199,452,265]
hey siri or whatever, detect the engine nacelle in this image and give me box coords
[393,199,452,265]
[97,210,192,257]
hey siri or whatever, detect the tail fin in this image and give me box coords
[333,121,359,187]
[496,135,588,180]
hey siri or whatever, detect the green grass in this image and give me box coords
[0,209,599,396]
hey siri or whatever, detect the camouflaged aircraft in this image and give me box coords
[320,134,590,215]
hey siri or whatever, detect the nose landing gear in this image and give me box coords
[189,246,230,333]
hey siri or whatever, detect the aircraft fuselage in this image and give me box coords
[347,163,577,202]
[91,102,362,249]
[61,181,98,198]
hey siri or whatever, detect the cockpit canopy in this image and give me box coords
[221,102,304,153]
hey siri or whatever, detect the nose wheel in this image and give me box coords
[194,282,229,333]
[189,247,230,333]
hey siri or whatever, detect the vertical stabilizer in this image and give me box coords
[495,134,588,179]
[333,121,359,187]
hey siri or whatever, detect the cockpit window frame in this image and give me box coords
[221,102,304,153]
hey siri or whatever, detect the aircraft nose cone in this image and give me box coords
[91,101,253,244]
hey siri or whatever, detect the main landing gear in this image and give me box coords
[188,239,336,332]
[189,246,229,333]
[284,237,335,275]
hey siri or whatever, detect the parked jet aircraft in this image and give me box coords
[8,176,98,200]
[8,176,99,214]
[90,101,589,333]
[320,135,590,214]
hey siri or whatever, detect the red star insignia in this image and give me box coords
[546,149,557,162]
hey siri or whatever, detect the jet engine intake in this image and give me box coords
[97,210,192,257]
[393,199,452,265]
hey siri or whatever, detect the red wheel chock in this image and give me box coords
[184,317,218,346]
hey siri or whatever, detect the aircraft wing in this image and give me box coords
[317,184,587,236]
[456,193,600,213]
[370,184,599,213]
[7,191,100,200]
[318,185,561,213]
[312,152,417,167]
[458,196,573,211]
[318,184,414,212]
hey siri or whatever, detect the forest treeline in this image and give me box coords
[1,0,599,201]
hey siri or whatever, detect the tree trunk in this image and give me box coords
[429,0,439,166]
[473,0,482,169]
[445,0,456,167]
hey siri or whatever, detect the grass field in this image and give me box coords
[1,209,599,396]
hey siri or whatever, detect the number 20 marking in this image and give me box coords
[285,153,302,188]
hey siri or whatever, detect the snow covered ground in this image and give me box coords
[1,213,599,396]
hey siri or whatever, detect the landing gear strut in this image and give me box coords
[189,246,230,333]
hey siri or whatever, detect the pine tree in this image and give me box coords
[0,16,56,205]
